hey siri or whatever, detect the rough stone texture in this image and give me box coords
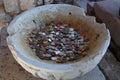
[19,0,36,11]
[0,2,12,23]
[94,0,120,60]
[0,23,9,47]
[0,0,4,6]
[0,0,11,23]
[0,0,12,23]
[0,22,8,29]
[77,67,105,80]
[0,0,5,13]
[0,27,8,47]
[95,0,120,18]
[35,0,43,6]
[3,0,20,15]
[44,0,54,4]
[0,13,12,23]
[0,5,5,13]
[99,50,120,80]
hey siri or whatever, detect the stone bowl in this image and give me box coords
[7,4,110,80]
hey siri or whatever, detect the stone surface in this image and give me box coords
[109,39,120,61]
[19,0,36,11]
[0,5,5,13]
[0,0,5,16]
[0,23,8,48]
[99,50,120,80]
[35,0,43,6]
[77,66,105,80]
[0,22,8,29]
[0,27,8,47]
[44,0,54,4]
[3,0,20,15]
[0,0,3,6]
[0,13,12,23]
[94,0,120,60]
[95,0,120,18]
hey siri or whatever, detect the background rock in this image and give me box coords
[35,0,43,6]
[44,0,54,4]
[3,0,20,15]
[0,13,12,23]
[0,0,3,6]
[19,0,36,11]
[94,0,120,60]
[99,50,120,80]
[0,27,8,47]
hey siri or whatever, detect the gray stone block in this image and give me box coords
[99,51,120,80]
[3,0,20,15]
[19,0,36,11]
[94,0,120,60]
[0,13,12,23]
[75,67,105,80]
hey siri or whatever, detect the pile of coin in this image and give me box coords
[28,23,89,63]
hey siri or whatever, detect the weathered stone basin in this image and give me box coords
[7,4,110,80]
